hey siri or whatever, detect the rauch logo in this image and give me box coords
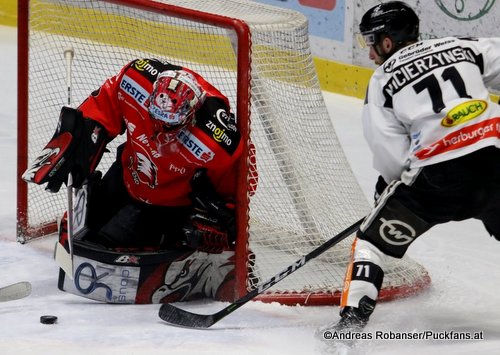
[441,100,487,127]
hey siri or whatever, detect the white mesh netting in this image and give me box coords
[19,0,430,303]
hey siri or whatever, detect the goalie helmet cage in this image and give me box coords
[17,0,431,305]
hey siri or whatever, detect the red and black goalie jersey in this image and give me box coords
[78,58,244,206]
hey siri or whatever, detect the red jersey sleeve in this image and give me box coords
[78,63,132,138]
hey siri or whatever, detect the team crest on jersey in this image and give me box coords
[127,148,158,189]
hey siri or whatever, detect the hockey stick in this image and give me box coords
[54,47,76,279]
[64,47,75,261]
[0,282,32,302]
[158,217,363,328]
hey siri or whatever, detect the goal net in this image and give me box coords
[17,0,430,304]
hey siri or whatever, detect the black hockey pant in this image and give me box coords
[341,146,500,311]
[85,145,190,249]
[360,146,500,258]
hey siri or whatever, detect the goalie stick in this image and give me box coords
[64,47,76,264]
[54,47,77,279]
[0,282,32,302]
[158,217,364,328]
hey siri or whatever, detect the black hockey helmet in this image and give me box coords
[358,1,419,48]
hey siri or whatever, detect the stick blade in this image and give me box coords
[159,303,218,329]
[0,282,32,302]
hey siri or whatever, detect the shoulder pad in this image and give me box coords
[196,97,240,155]
[129,59,182,82]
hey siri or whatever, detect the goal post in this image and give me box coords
[17,0,431,304]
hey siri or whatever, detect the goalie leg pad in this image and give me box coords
[58,211,70,252]
[57,239,236,303]
[151,250,236,303]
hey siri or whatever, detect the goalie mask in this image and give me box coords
[148,70,205,133]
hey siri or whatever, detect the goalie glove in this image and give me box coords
[183,169,236,254]
[22,107,108,193]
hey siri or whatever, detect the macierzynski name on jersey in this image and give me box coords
[383,44,480,100]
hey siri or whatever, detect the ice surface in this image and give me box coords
[2,25,500,355]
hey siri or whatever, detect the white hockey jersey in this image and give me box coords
[363,37,500,182]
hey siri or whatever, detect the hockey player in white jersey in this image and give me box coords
[327,1,500,332]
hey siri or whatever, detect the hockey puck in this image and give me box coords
[40,315,58,324]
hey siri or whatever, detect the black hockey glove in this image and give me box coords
[22,107,108,193]
[183,169,236,253]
